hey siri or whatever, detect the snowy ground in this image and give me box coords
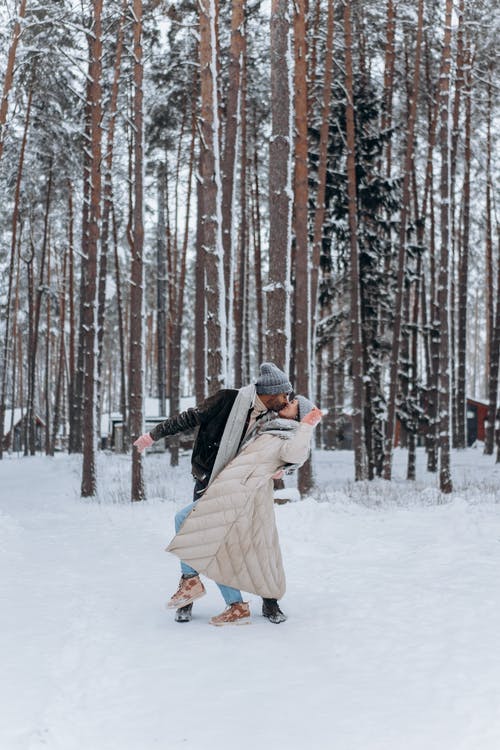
[1,447,500,750]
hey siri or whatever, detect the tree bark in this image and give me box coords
[0,0,27,162]
[81,0,103,497]
[344,0,366,480]
[129,0,146,501]
[266,0,293,369]
[437,0,454,494]
[199,0,226,394]
[0,87,31,459]
[383,0,424,479]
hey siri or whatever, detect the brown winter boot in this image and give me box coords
[167,575,206,609]
[209,602,251,626]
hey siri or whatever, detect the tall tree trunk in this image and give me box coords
[381,0,396,177]
[72,86,92,456]
[383,0,424,479]
[344,0,366,480]
[97,3,126,435]
[310,0,334,367]
[221,0,245,371]
[51,250,67,455]
[199,0,226,394]
[251,116,264,365]
[67,182,76,453]
[169,106,196,466]
[294,0,313,494]
[456,44,472,450]
[437,0,454,494]
[28,167,52,456]
[44,238,52,455]
[195,171,206,403]
[266,0,292,368]
[81,0,103,497]
[129,0,146,501]
[0,87,31,459]
[112,205,127,448]
[0,0,27,162]
[234,31,248,388]
[157,162,167,418]
[484,71,494,401]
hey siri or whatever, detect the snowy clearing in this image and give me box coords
[1,448,500,750]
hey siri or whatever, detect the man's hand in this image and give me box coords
[301,406,323,427]
[272,470,284,480]
[133,433,154,453]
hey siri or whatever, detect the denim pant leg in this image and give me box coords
[175,496,243,606]
[175,502,199,577]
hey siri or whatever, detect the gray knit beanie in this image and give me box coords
[296,394,315,421]
[255,362,292,395]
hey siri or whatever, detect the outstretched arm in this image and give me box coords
[133,390,233,452]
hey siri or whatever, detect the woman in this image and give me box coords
[166,395,322,626]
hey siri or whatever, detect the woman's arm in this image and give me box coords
[278,423,315,467]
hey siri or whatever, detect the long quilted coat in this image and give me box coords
[166,421,314,599]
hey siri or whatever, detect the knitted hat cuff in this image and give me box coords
[255,362,292,395]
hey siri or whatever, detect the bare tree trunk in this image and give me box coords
[97,3,126,435]
[456,43,472,450]
[199,0,226,394]
[67,182,76,453]
[437,0,454,494]
[233,13,248,388]
[81,0,102,497]
[266,0,292,368]
[221,0,245,360]
[0,0,27,162]
[195,171,206,403]
[129,0,145,501]
[28,166,52,456]
[0,87,31,459]
[112,205,127,448]
[72,86,91,456]
[51,250,67,455]
[383,0,423,479]
[381,0,396,177]
[169,106,196,466]
[484,71,494,401]
[344,0,365,480]
[23,241,34,455]
[44,238,52,455]
[311,0,334,359]
[251,117,264,365]
[293,0,313,494]
[156,162,167,417]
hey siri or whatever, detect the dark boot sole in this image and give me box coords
[175,604,193,622]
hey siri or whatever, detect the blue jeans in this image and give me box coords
[175,497,243,607]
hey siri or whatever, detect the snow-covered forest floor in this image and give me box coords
[1,447,500,750]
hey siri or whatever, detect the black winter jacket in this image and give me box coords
[149,389,248,481]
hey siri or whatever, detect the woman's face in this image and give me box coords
[278,398,299,420]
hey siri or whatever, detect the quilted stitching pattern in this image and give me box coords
[167,424,313,599]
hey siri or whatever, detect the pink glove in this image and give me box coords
[133,433,154,452]
[301,406,323,427]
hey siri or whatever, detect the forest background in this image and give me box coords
[0,0,498,500]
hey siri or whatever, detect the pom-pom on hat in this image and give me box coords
[296,394,315,421]
[255,362,292,395]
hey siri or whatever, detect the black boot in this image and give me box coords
[262,598,287,624]
[175,603,193,623]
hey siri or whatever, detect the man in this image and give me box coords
[134,362,292,623]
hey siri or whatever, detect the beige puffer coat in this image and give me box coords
[166,421,314,599]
